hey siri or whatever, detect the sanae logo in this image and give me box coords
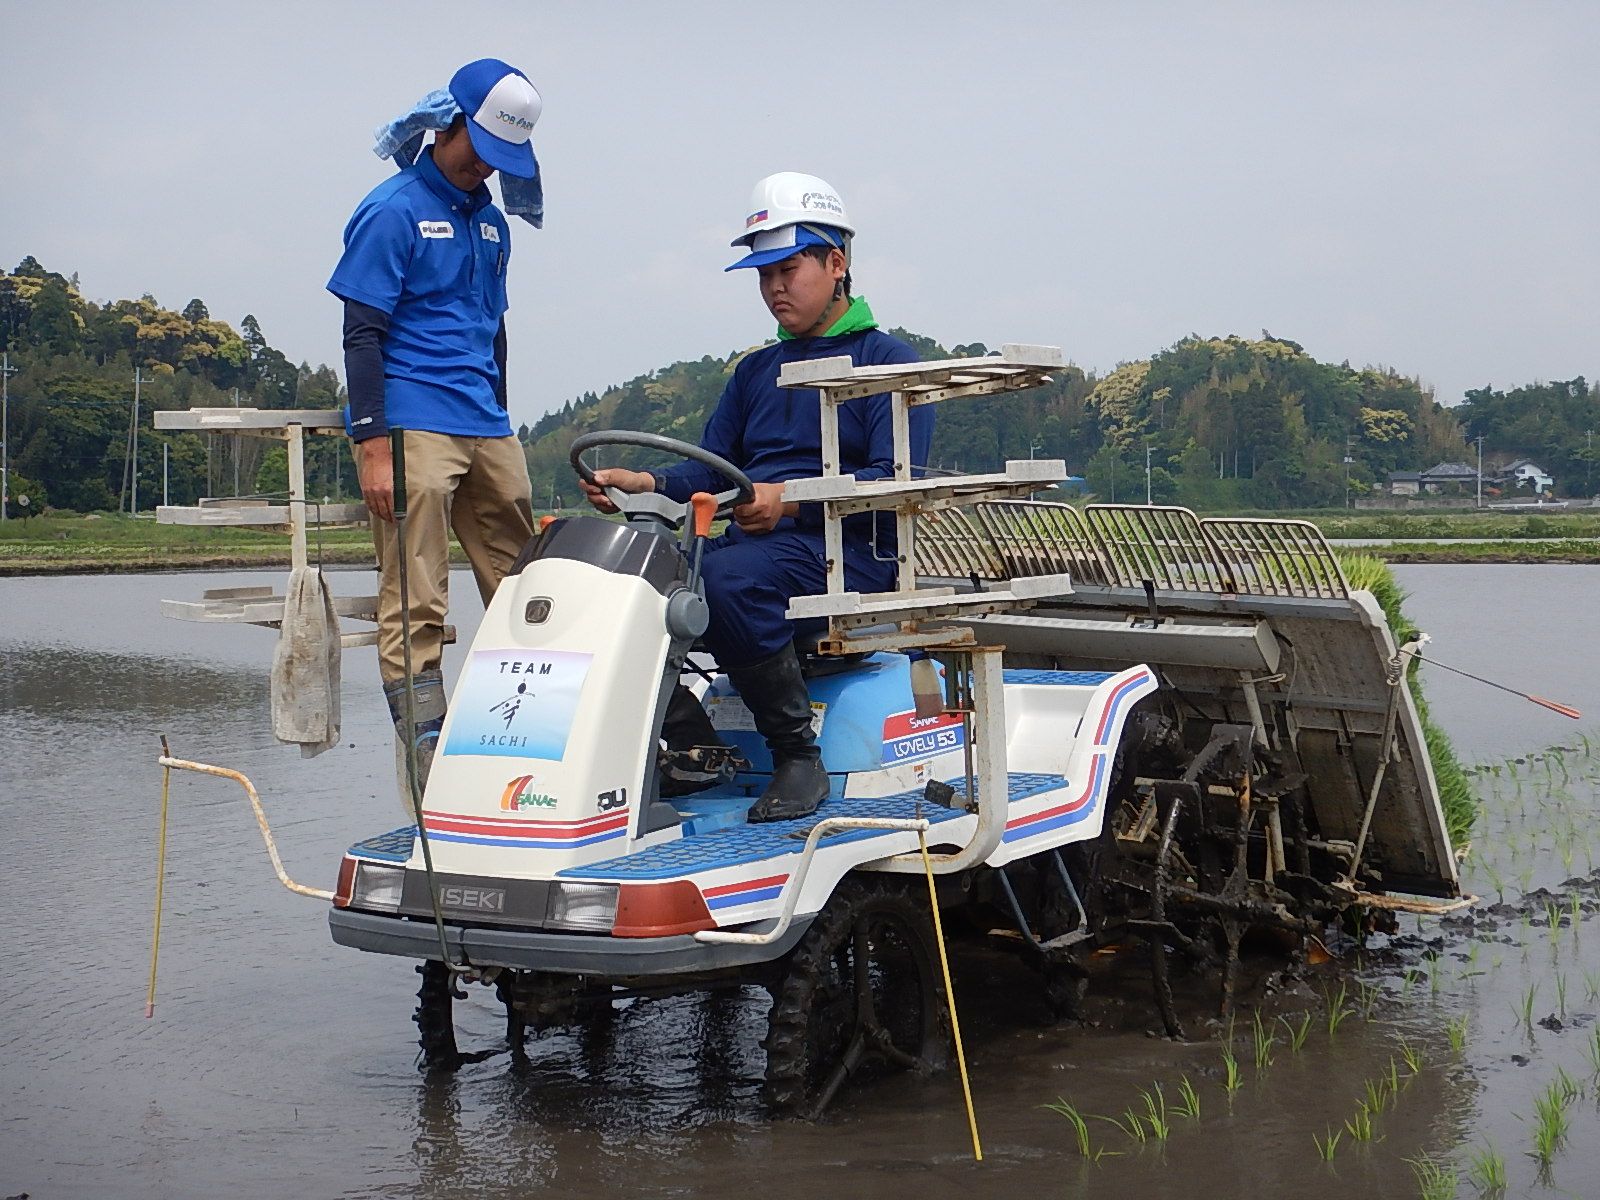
[500,774,556,811]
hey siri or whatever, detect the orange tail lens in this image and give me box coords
[611,880,714,938]
[690,492,716,538]
[333,856,357,908]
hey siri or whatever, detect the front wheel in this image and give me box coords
[763,878,950,1117]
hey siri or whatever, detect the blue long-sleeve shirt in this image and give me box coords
[654,328,931,546]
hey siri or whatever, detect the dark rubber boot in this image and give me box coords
[727,646,830,823]
[385,669,446,818]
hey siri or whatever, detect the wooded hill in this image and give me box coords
[0,257,345,512]
[520,329,1482,512]
[3,256,1594,514]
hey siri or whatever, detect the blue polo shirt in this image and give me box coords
[328,149,512,438]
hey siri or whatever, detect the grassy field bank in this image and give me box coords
[0,509,1596,575]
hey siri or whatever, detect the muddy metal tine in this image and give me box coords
[1199,520,1240,592]
[1224,521,1269,596]
[1210,519,1262,595]
[1198,520,1242,594]
[985,503,1028,576]
[1246,521,1291,596]
[1002,503,1044,577]
[1044,505,1085,582]
[1163,507,1207,591]
[1129,508,1168,589]
[1145,507,1179,590]
[1280,523,1325,596]
[1085,505,1131,587]
[1093,506,1136,585]
[1008,504,1047,576]
[1059,502,1112,586]
[1023,504,1061,575]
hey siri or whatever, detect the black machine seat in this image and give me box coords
[793,624,896,677]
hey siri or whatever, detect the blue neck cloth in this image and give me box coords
[373,87,543,228]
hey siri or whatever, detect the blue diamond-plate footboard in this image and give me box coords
[559,772,1066,881]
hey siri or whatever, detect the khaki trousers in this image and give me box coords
[370,430,535,684]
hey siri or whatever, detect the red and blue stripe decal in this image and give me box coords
[423,810,629,850]
[1003,754,1105,842]
[702,872,789,911]
[1093,669,1154,746]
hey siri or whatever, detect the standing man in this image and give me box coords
[329,58,542,802]
[581,172,931,823]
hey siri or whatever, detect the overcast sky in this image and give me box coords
[3,2,1595,427]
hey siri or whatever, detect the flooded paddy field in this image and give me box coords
[2,564,1599,1199]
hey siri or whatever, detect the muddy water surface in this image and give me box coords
[2,565,1598,1199]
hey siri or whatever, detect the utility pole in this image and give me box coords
[232,387,241,496]
[1145,444,1153,505]
[163,442,170,507]
[1474,435,1484,508]
[1343,437,1355,509]
[0,351,18,522]
[1587,429,1593,494]
[131,366,152,516]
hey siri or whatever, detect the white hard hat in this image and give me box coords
[731,171,855,247]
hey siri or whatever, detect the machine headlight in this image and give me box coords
[351,861,405,913]
[545,882,619,932]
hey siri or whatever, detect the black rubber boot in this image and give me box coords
[385,669,446,819]
[726,646,830,823]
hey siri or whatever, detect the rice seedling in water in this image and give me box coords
[1515,982,1537,1030]
[1312,1126,1341,1162]
[1530,1081,1570,1169]
[1584,1027,1600,1075]
[1138,1083,1171,1141]
[1043,1098,1101,1159]
[1586,969,1600,1002]
[1355,977,1381,1020]
[1326,983,1354,1036]
[1280,1012,1312,1054]
[1466,1143,1507,1195]
[1446,1014,1469,1055]
[1220,1043,1243,1096]
[1363,1076,1391,1114]
[1400,967,1423,1000]
[1098,1107,1149,1146]
[1408,1154,1458,1200]
[1399,1039,1424,1076]
[1344,1104,1375,1142]
[1251,1010,1275,1070]
[1553,1066,1581,1104]
[1556,972,1568,1018]
[1173,1075,1201,1121]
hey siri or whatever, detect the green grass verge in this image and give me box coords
[1362,540,1600,564]
[1337,550,1476,845]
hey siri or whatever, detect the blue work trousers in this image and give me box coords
[700,526,894,670]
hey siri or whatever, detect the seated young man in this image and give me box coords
[581,171,932,823]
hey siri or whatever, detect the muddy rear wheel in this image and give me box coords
[763,877,949,1118]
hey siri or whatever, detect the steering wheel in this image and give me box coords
[570,430,756,528]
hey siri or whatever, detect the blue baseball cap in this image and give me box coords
[726,223,847,272]
[448,58,542,179]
